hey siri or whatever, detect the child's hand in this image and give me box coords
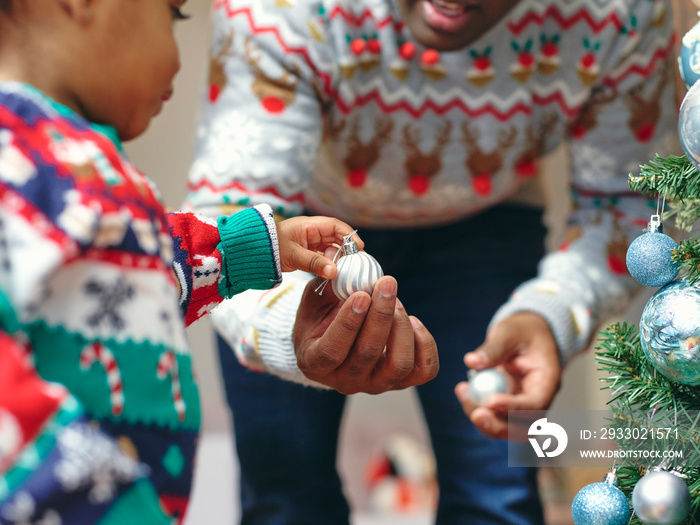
[276,216,363,278]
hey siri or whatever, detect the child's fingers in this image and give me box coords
[283,244,338,278]
[304,217,364,251]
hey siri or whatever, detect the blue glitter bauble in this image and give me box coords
[679,20,700,89]
[679,81,700,170]
[640,279,700,385]
[571,481,630,525]
[626,231,679,287]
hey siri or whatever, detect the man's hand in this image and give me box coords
[294,275,439,395]
[454,312,562,439]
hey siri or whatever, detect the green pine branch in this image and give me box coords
[595,323,700,524]
[629,154,700,280]
[674,239,700,285]
[588,147,700,523]
[629,154,700,201]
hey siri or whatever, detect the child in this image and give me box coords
[0,0,365,523]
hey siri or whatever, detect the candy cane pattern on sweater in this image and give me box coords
[79,342,124,416]
[156,351,186,422]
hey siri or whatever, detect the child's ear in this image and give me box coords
[55,0,95,24]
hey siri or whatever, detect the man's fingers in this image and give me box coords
[294,271,439,394]
[455,382,509,438]
[497,370,560,413]
[395,316,438,388]
[465,333,514,370]
[470,407,510,440]
[295,277,357,378]
[370,299,415,390]
[455,383,512,439]
[455,381,475,415]
[296,276,340,333]
[334,276,398,379]
[301,292,372,375]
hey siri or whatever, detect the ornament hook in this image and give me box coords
[314,230,359,295]
[647,214,663,233]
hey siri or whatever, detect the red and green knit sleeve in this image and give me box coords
[168,203,282,326]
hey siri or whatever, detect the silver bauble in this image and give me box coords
[467,368,510,405]
[639,278,700,385]
[331,238,384,301]
[631,470,691,525]
[679,80,700,170]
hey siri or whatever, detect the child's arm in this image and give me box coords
[169,205,359,326]
[169,204,280,326]
[275,216,363,279]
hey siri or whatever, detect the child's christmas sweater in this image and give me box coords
[186,0,678,376]
[0,83,282,524]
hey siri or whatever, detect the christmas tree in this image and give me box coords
[578,23,700,525]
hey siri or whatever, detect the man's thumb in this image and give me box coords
[465,341,509,370]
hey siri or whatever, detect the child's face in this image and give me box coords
[397,0,521,51]
[79,0,185,141]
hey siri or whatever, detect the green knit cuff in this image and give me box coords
[217,204,282,298]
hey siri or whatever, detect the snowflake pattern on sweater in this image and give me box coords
[0,83,282,524]
[187,0,678,377]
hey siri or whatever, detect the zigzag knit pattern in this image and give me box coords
[188,0,679,374]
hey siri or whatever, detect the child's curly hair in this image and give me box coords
[0,0,11,12]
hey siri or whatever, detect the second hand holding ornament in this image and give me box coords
[316,230,384,301]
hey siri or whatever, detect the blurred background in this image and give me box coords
[122,1,696,522]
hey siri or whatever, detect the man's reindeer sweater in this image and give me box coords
[186,0,678,375]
